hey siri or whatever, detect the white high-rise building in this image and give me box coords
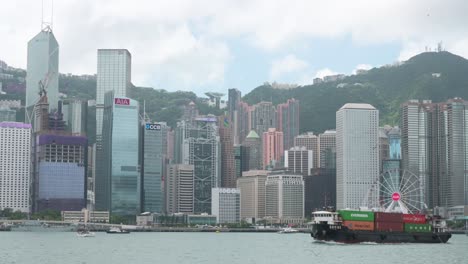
[265,172,304,224]
[0,122,31,213]
[26,27,59,113]
[336,103,379,210]
[96,49,131,137]
[211,188,241,224]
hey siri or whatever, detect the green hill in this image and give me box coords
[243,51,468,133]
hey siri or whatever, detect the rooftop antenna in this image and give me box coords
[41,0,54,32]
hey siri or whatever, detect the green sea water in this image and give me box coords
[1,232,467,264]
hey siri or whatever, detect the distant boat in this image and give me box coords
[278,227,299,234]
[76,229,95,237]
[106,227,130,234]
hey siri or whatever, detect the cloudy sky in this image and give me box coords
[1,0,467,96]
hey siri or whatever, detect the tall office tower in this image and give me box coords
[33,133,87,212]
[62,100,87,136]
[262,128,284,169]
[211,188,241,224]
[181,101,199,122]
[265,172,304,224]
[218,116,236,188]
[294,132,319,169]
[237,170,269,220]
[386,126,401,160]
[251,101,276,138]
[239,101,252,144]
[178,116,221,214]
[95,49,131,210]
[87,144,96,210]
[277,98,300,150]
[228,88,242,144]
[318,130,336,169]
[101,93,140,216]
[234,145,249,178]
[400,100,434,208]
[165,164,194,214]
[284,146,313,176]
[379,128,390,173]
[26,27,59,116]
[166,129,175,162]
[336,103,379,210]
[142,122,169,213]
[243,130,262,170]
[0,122,31,213]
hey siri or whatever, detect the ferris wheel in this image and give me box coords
[364,169,426,214]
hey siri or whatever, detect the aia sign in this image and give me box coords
[115,98,130,105]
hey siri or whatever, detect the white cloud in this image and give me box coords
[314,68,339,79]
[270,54,308,79]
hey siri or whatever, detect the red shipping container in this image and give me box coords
[402,214,426,224]
[342,220,374,231]
[375,221,404,232]
[374,212,403,223]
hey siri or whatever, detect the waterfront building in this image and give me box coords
[277,98,300,150]
[262,128,284,169]
[26,27,59,114]
[336,103,379,210]
[284,146,313,176]
[318,130,336,169]
[0,122,31,213]
[294,132,319,169]
[61,209,110,223]
[211,188,241,224]
[265,171,304,224]
[33,133,87,212]
[251,101,276,138]
[142,122,169,213]
[165,164,194,214]
[243,130,262,170]
[304,169,336,216]
[95,49,132,211]
[237,170,269,220]
[101,93,140,216]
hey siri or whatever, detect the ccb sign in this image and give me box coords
[146,123,161,130]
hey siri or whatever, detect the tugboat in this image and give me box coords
[310,210,451,243]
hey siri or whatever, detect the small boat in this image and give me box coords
[278,227,299,234]
[106,227,130,234]
[77,229,95,237]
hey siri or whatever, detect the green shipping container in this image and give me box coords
[339,210,375,221]
[404,223,432,233]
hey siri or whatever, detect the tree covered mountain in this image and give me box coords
[243,51,468,133]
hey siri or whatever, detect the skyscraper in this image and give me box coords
[277,98,300,150]
[318,130,336,169]
[237,170,269,220]
[0,122,31,213]
[336,103,379,210]
[234,145,249,178]
[178,116,221,214]
[101,93,140,216]
[262,128,284,169]
[165,164,194,214]
[243,130,262,170]
[142,122,169,213]
[228,88,241,144]
[218,116,236,188]
[284,146,313,176]
[294,132,319,169]
[26,27,59,114]
[251,101,276,137]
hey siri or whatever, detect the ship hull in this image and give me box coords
[311,223,451,244]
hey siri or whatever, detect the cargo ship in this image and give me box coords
[310,210,451,243]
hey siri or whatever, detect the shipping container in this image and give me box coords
[375,221,404,232]
[339,210,374,221]
[402,214,426,224]
[404,223,432,233]
[374,212,403,223]
[342,220,375,231]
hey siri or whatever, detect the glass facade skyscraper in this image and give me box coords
[102,92,140,216]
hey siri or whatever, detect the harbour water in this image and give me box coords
[1,232,467,264]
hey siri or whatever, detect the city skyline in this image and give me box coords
[1,1,468,96]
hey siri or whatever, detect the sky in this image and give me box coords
[1,0,467,97]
